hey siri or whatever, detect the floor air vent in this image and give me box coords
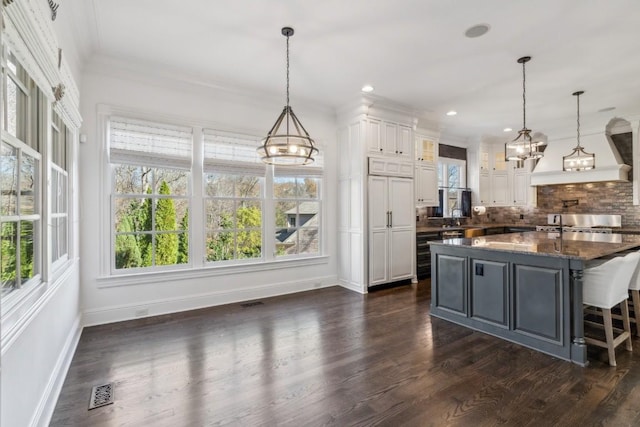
[88,383,114,410]
[240,301,264,307]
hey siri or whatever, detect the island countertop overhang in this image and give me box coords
[429,231,640,261]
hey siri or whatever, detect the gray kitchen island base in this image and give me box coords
[430,240,595,365]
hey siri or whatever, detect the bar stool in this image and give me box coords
[582,251,640,367]
[627,252,640,335]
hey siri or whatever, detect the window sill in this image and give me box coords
[96,255,330,288]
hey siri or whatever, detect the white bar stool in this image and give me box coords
[627,252,640,335]
[582,251,640,367]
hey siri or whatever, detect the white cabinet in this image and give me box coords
[415,163,438,206]
[510,159,537,206]
[369,176,415,286]
[369,157,413,178]
[416,135,438,162]
[365,118,382,154]
[415,134,438,206]
[479,172,490,205]
[367,118,413,158]
[491,173,509,205]
[396,125,413,157]
[477,143,536,207]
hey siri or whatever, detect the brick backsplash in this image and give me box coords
[417,181,640,228]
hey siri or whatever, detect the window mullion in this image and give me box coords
[264,166,275,261]
[192,127,204,267]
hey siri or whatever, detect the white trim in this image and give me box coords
[1,259,77,355]
[29,313,82,427]
[97,255,330,288]
[85,274,338,327]
[338,279,367,294]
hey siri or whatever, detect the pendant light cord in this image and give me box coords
[286,33,290,108]
[576,92,581,148]
[522,59,527,129]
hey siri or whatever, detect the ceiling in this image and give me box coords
[68,0,640,141]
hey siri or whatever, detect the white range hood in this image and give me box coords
[530,131,630,186]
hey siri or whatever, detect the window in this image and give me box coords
[109,118,192,271]
[1,49,42,297]
[51,110,68,266]
[203,130,265,263]
[438,158,466,218]
[274,174,321,257]
[105,117,323,275]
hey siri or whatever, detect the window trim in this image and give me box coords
[98,105,326,279]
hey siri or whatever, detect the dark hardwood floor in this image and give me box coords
[51,280,640,426]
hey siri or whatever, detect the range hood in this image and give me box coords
[530,130,631,186]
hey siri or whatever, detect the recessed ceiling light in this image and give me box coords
[446,110,457,116]
[503,127,512,132]
[361,85,374,93]
[598,106,616,112]
[465,24,491,38]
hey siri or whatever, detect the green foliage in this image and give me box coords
[207,205,262,261]
[207,213,233,261]
[237,206,261,259]
[115,215,142,269]
[177,209,189,264]
[139,187,153,266]
[1,223,17,286]
[154,181,178,265]
[19,221,34,280]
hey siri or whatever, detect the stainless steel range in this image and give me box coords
[535,214,621,234]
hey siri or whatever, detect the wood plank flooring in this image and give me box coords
[51,281,640,426]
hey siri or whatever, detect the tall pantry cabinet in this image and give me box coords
[368,175,415,286]
[338,99,417,293]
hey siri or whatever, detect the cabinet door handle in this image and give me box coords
[390,211,393,228]
[386,211,390,227]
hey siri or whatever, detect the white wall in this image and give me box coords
[1,264,82,427]
[78,58,339,325]
[1,1,84,425]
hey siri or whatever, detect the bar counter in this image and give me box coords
[429,232,640,365]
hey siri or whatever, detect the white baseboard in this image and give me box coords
[31,313,83,427]
[338,279,367,294]
[83,275,338,326]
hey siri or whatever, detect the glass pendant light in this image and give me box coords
[563,91,595,171]
[257,27,318,165]
[505,56,545,162]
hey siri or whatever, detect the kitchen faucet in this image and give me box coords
[553,214,563,237]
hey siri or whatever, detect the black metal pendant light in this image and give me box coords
[563,91,595,171]
[257,27,318,165]
[505,56,545,162]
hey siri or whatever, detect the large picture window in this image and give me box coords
[106,118,323,275]
[203,130,265,263]
[1,49,42,296]
[109,118,192,271]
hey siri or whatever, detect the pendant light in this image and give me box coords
[505,56,545,162]
[563,91,595,171]
[257,27,318,165]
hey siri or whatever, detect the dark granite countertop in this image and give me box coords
[416,223,536,233]
[429,231,640,260]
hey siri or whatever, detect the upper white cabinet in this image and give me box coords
[510,159,537,206]
[415,163,438,206]
[477,143,536,207]
[414,134,438,206]
[367,118,413,158]
[415,135,438,162]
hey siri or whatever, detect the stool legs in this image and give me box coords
[585,300,633,367]
[631,290,640,337]
[621,300,633,352]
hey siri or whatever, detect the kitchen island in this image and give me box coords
[430,231,640,365]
